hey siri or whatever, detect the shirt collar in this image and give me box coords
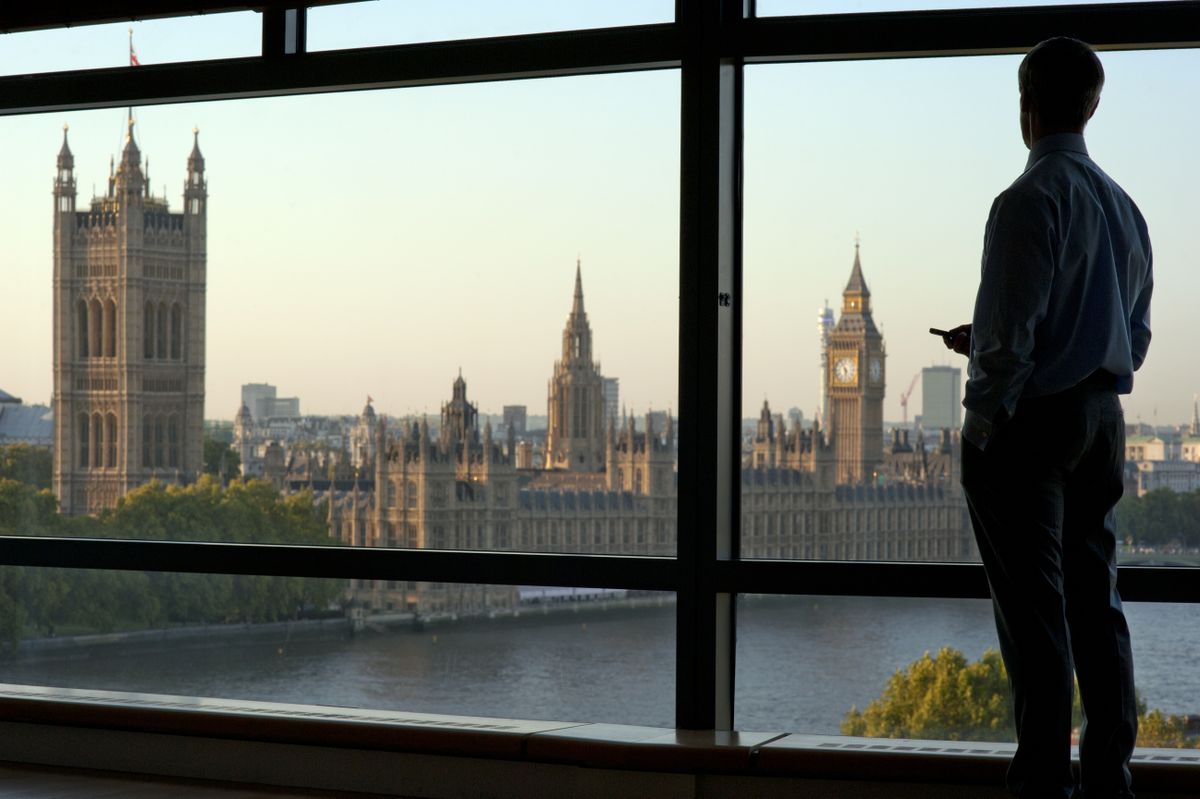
[1025,132,1088,170]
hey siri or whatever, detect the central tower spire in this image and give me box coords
[562,257,593,366]
[545,259,607,471]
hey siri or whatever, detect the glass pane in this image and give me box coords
[0,14,261,77]
[758,0,1171,17]
[741,49,1200,561]
[0,70,679,552]
[307,0,674,51]
[0,567,673,726]
[736,595,1200,748]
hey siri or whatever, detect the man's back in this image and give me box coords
[966,132,1152,430]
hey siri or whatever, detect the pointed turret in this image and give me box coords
[114,111,145,199]
[188,126,205,173]
[54,124,77,215]
[844,239,870,296]
[756,399,774,442]
[561,258,594,366]
[57,124,74,172]
[185,126,207,217]
[572,257,585,317]
[834,238,879,335]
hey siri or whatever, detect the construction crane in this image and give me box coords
[899,372,920,424]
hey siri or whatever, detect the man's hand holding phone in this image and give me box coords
[930,324,971,356]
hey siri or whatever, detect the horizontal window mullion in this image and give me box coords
[0,23,681,116]
[0,536,676,591]
[0,0,358,35]
[721,560,1200,604]
[738,2,1200,62]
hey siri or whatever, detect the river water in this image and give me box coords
[1,595,1195,736]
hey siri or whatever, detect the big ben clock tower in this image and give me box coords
[825,240,886,484]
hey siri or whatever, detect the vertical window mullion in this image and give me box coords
[676,0,743,732]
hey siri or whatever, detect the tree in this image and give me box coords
[1138,709,1191,748]
[0,478,59,535]
[202,436,241,480]
[0,444,53,490]
[0,476,342,654]
[844,647,1199,748]
[842,647,1013,741]
[1116,488,1200,550]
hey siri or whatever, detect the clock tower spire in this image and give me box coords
[825,239,886,484]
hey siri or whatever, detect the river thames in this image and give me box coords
[1,595,1195,737]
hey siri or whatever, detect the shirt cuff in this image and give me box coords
[962,409,995,451]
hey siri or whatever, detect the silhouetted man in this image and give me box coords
[943,37,1152,799]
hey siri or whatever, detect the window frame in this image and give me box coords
[1,0,1199,734]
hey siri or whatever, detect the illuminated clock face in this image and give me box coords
[834,357,857,384]
[869,358,882,383]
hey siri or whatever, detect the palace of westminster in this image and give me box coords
[50,123,972,615]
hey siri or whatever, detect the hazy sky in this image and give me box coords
[2,3,1196,426]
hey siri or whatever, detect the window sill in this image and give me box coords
[1,683,1197,797]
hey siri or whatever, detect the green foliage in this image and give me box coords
[0,478,60,535]
[1115,488,1200,549]
[0,444,53,490]
[844,647,1200,749]
[202,436,241,479]
[1138,709,1196,749]
[0,476,341,655]
[842,647,1014,741]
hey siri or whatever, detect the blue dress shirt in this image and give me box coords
[963,133,1153,450]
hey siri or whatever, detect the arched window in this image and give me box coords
[105,413,118,467]
[144,302,155,359]
[407,481,417,509]
[170,304,182,360]
[142,416,152,468]
[89,299,102,359]
[77,300,89,358]
[91,412,103,468]
[103,299,117,357]
[78,413,90,468]
[154,416,165,468]
[156,302,167,361]
[168,416,179,468]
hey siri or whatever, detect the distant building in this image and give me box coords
[52,117,207,514]
[502,405,527,437]
[817,300,835,426]
[603,378,619,425]
[921,366,961,432]
[241,383,300,422]
[0,389,53,448]
[1124,408,1200,497]
[1129,460,1200,497]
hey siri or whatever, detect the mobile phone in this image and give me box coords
[929,327,951,337]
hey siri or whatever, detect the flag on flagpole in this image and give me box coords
[129,28,140,66]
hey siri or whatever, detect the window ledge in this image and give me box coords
[1,683,1198,797]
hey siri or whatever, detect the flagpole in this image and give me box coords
[127,27,139,148]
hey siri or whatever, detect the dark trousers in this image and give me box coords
[961,382,1137,799]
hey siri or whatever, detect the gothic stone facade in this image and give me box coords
[320,257,971,616]
[52,118,207,514]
